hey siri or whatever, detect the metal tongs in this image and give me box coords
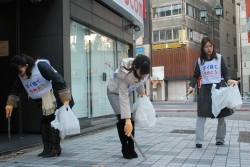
[8,116,11,141]
[181,93,191,103]
[130,134,146,159]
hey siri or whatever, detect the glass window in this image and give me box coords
[159,7,166,17]
[172,4,181,15]
[117,41,129,65]
[226,11,229,20]
[193,8,197,19]
[166,30,172,40]
[227,34,230,43]
[153,8,158,18]
[233,16,236,25]
[234,37,236,46]
[173,28,180,39]
[165,6,171,16]
[70,20,116,122]
[153,31,159,42]
[227,57,231,67]
[187,5,193,17]
[160,30,166,41]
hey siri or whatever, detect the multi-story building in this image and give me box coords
[236,0,250,94]
[151,0,237,101]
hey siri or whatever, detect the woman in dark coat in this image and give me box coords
[5,53,74,157]
[188,37,238,148]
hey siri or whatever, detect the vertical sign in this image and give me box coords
[246,0,250,43]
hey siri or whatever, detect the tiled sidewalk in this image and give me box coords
[0,117,250,167]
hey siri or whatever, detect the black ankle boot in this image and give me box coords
[116,122,132,159]
[38,124,51,157]
[122,146,133,159]
[43,127,61,158]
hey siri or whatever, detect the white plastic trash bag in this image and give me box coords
[133,96,156,128]
[211,84,242,117]
[227,84,242,109]
[51,105,80,140]
[211,84,229,117]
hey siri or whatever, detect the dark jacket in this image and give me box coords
[7,61,74,109]
[189,56,233,118]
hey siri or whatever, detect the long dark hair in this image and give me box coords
[123,54,150,82]
[200,36,217,65]
[10,53,36,78]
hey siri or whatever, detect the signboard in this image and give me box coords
[136,47,144,55]
[153,42,182,50]
[192,31,204,43]
[152,44,166,50]
[246,0,250,43]
[178,30,187,44]
[0,41,9,56]
[101,0,145,39]
[166,42,182,48]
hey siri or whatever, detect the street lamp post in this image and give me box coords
[237,2,243,96]
[200,4,223,40]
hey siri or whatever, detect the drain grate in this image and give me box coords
[169,129,195,134]
[238,131,250,143]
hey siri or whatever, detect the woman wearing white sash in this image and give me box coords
[5,53,74,157]
[107,54,150,159]
[188,37,238,148]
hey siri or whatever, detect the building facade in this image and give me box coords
[0,0,146,133]
[150,0,237,101]
[236,0,250,94]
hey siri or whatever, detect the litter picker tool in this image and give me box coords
[130,134,146,159]
[181,93,191,103]
[8,116,11,141]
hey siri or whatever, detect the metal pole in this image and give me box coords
[149,0,153,99]
[237,3,243,95]
[212,8,214,41]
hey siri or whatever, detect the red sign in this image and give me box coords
[143,0,146,19]
[198,77,202,88]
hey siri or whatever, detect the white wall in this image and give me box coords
[236,1,250,92]
[168,80,193,101]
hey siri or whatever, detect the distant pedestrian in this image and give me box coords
[5,53,74,157]
[188,37,238,148]
[107,54,150,159]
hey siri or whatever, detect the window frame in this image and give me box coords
[227,57,231,67]
[227,34,230,43]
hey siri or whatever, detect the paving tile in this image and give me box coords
[1,117,248,167]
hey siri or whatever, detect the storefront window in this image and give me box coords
[70,20,116,121]
[117,41,129,65]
